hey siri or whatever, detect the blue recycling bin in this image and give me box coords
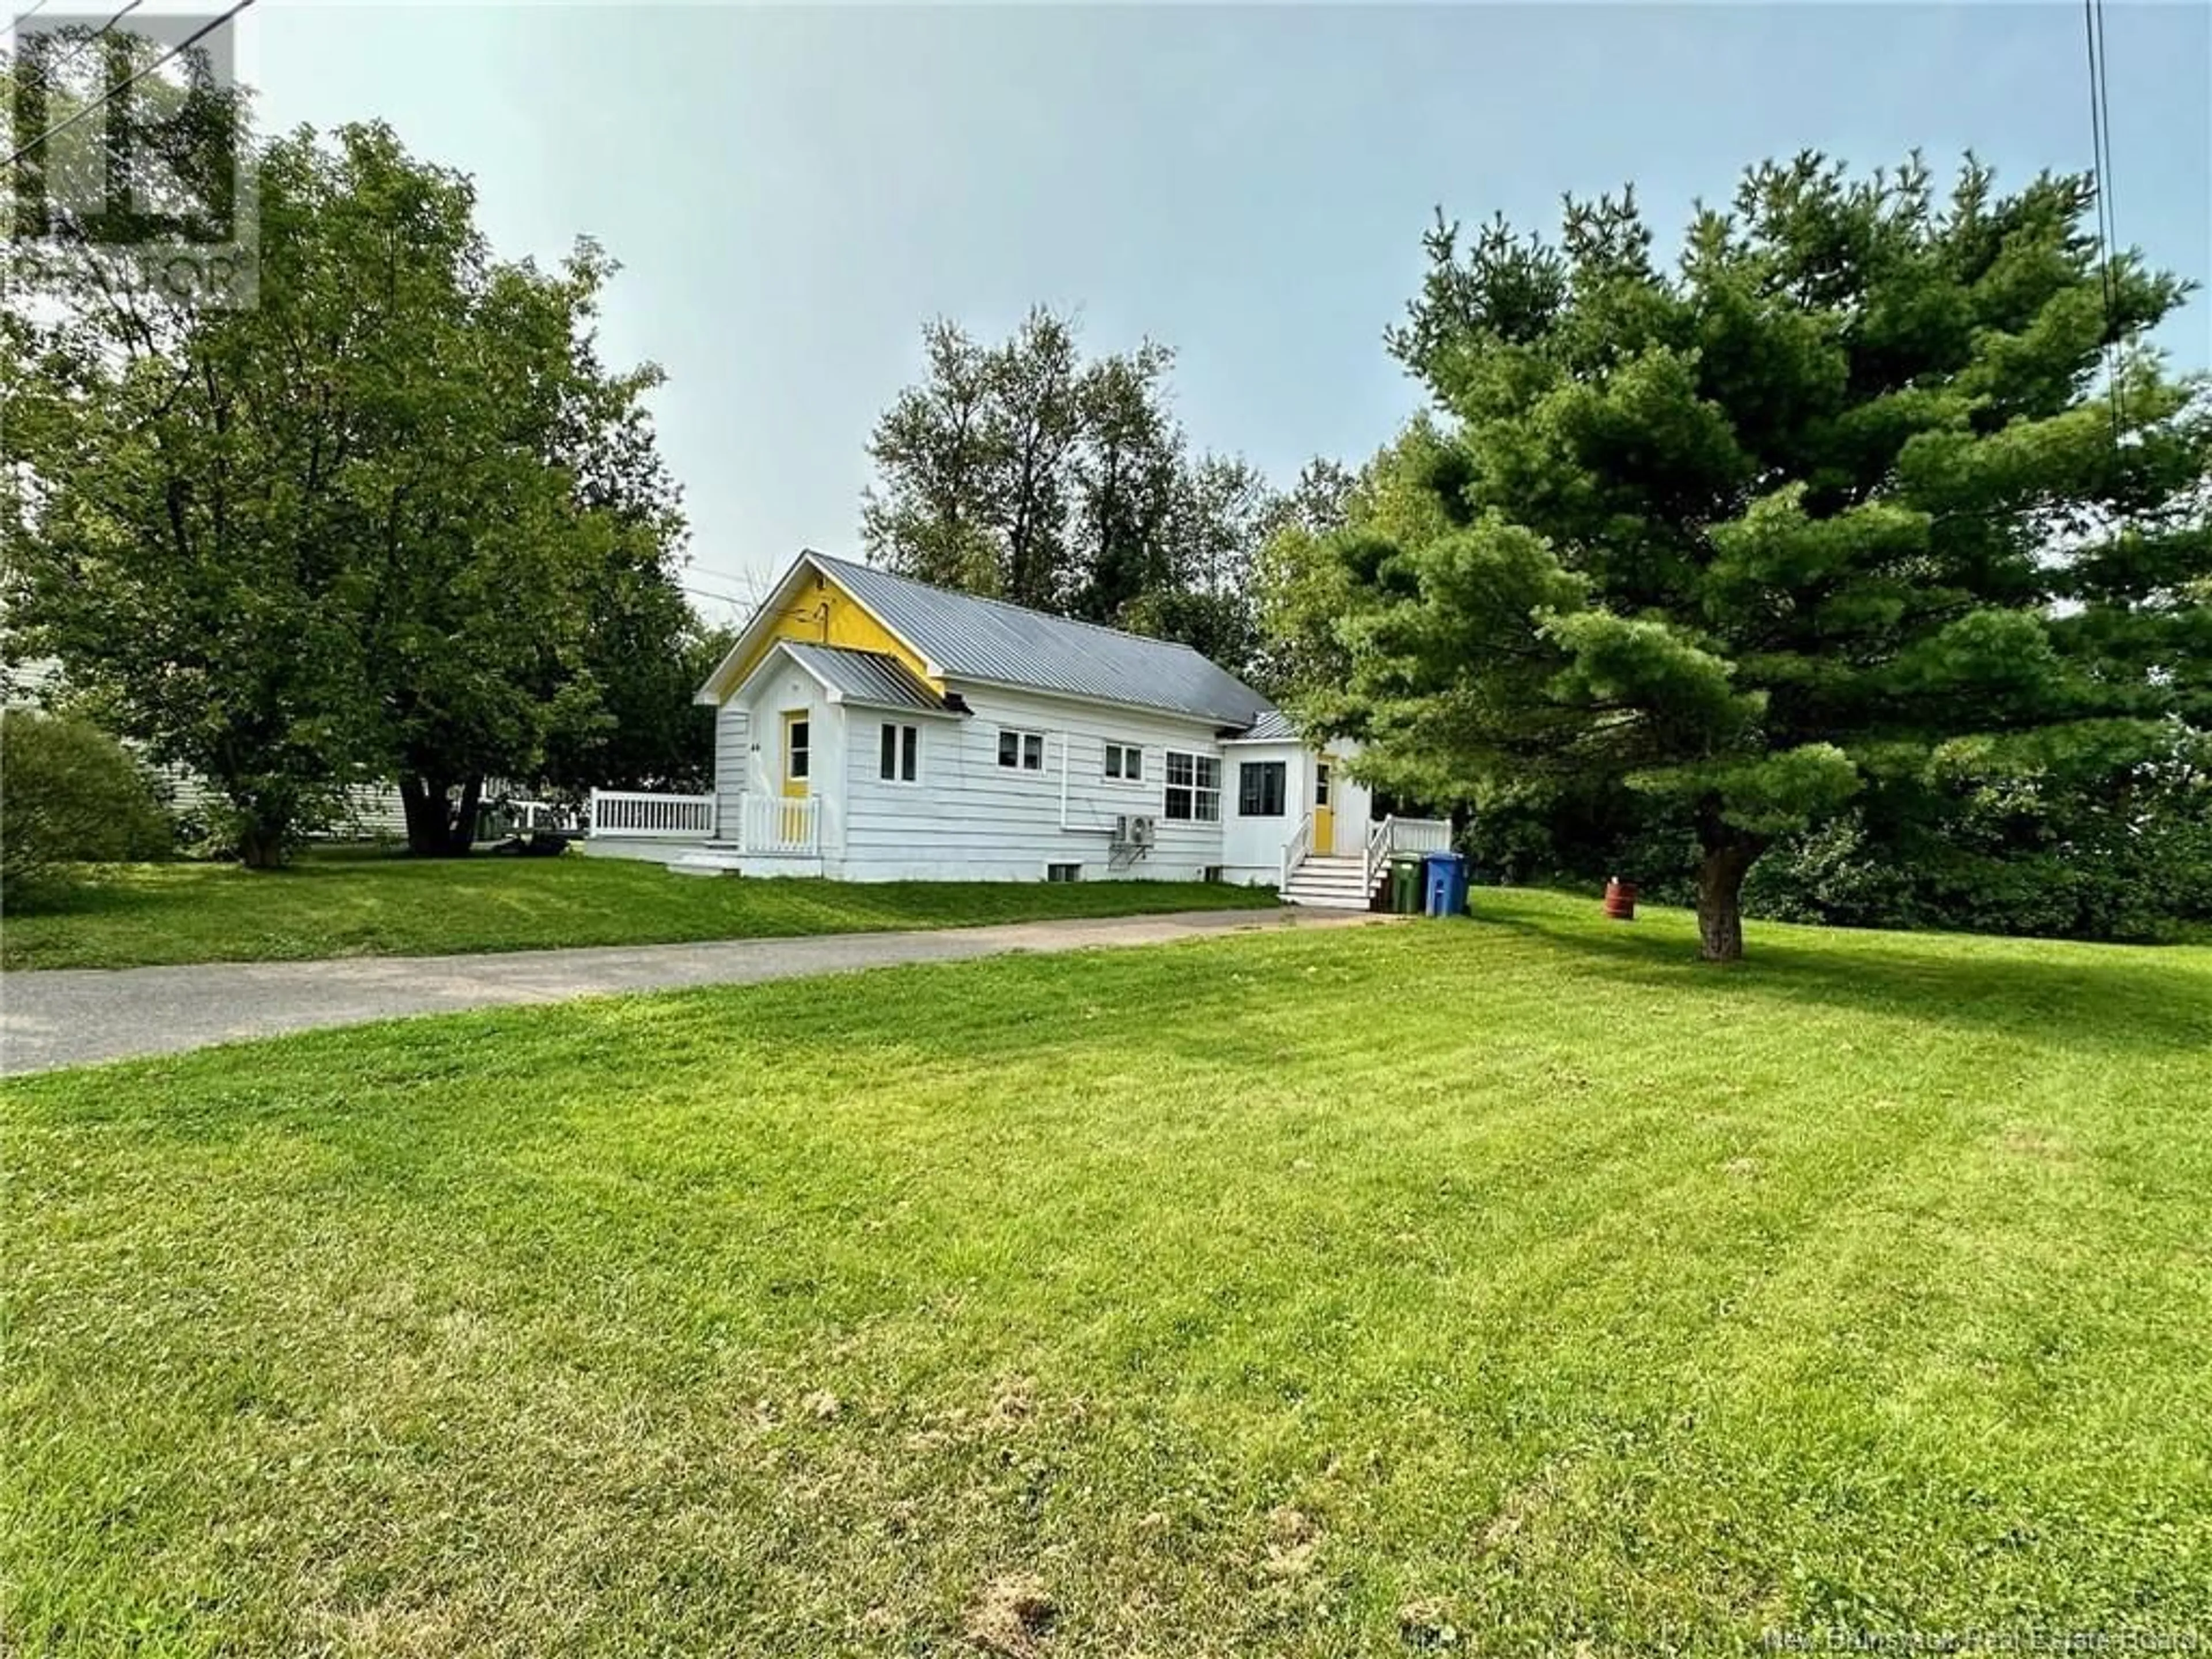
[1423,851,1469,918]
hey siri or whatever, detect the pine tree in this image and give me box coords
[1304,154,2210,960]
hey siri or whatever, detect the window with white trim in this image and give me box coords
[879,722,919,783]
[997,728,1046,771]
[1238,760,1286,817]
[1104,742,1144,782]
[1164,751,1220,822]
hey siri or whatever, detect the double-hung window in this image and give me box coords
[1237,760,1286,817]
[1164,751,1221,822]
[998,728,1046,771]
[1104,742,1144,782]
[879,722,919,783]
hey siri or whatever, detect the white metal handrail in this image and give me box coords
[588,788,715,839]
[1281,810,1313,891]
[1364,814,1392,895]
[742,793,820,856]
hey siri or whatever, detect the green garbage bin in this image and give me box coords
[1389,854,1425,915]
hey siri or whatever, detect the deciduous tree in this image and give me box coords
[860,318,1007,596]
[861,311,1285,679]
[3,104,694,862]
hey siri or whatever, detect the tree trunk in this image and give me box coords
[400,775,453,857]
[1695,839,1763,964]
[450,775,483,855]
[237,816,288,870]
[402,774,485,856]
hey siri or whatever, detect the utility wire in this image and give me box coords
[4,0,250,169]
[2093,0,2125,437]
[683,587,752,608]
[2082,0,2126,445]
[14,0,146,77]
[681,582,767,614]
[683,569,771,602]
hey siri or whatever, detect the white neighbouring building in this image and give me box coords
[585,550,1449,908]
[2,654,411,840]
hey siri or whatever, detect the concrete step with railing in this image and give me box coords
[1282,816,1455,911]
[1283,854,1380,911]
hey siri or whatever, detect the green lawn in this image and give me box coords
[7,889,2210,1654]
[0,847,1275,971]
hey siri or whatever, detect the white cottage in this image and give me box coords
[584,550,1449,908]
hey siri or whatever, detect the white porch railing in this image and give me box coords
[1363,814,1454,892]
[1281,811,1313,891]
[584,787,821,857]
[588,788,715,840]
[1393,816,1453,853]
[741,793,820,857]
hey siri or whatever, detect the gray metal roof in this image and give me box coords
[810,552,1277,728]
[780,642,945,713]
[1233,709,1299,741]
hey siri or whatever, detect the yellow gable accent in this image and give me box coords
[723,567,940,695]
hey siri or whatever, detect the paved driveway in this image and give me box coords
[0,907,1385,1076]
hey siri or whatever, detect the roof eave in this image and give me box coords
[839,696,968,721]
[762,639,969,719]
[723,637,827,706]
[694,552,815,703]
[694,550,945,704]
[794,546,947,684]
[946,671,1270,733]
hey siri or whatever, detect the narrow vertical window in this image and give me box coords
[881,722,920,782]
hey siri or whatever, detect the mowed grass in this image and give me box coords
[0,847,1272,970]
[6,890,2211,1656]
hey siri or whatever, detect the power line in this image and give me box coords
[2082,0,2126,444]
[682,568,772,602]
[680,582,765,612]
[4,0,251,170]
[683,587,749,607]
[15,0,146,79]
[2093,0,2124,439]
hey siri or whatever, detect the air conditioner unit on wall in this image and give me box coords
[1131,816,1157,849]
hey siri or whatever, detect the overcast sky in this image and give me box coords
[240,1,2212,619]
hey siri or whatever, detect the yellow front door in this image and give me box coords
[1313,762,1335,855]
[781,710,810,841]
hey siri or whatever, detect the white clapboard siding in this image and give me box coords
[332,785,408,839]
[144,767,404,839]
[154,770,480,843]
[835,682,1240,884]
[713,700,750,841]
[727,661,843,849]
[6,657,397,843]
[1,654,65,709]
